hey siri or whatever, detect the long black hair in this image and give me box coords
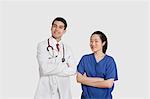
[91,31,108,53]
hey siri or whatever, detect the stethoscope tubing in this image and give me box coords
[47,38,65,62]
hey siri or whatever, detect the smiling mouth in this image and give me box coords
[91,46,96,48]
[54,32,59,34]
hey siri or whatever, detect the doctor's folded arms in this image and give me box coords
[76,31,118,99]
[34,17,76,99]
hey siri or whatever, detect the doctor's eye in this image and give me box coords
[59,25,65,29]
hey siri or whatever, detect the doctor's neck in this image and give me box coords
[52,36,61,42]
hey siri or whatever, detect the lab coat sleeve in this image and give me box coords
[37,42,68,76]
[57,45,77,77]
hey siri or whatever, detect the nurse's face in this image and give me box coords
[90,34,105,53]
[51,21,66,40]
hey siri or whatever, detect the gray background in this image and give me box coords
[0,0,149,99]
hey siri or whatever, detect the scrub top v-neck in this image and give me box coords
[77,53,118,99]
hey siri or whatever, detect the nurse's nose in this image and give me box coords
[91,42,96,46]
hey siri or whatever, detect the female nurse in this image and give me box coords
[76,31,118,99]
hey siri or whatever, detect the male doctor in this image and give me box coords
[34,17,76,99]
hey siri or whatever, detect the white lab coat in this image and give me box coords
[34,37,76,99]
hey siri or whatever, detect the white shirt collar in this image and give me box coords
[49,36,63,49]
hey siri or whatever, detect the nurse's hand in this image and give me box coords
[77,72,105,86]
[83,73,87,77]
[77,72,89,84]
[83,73,104,82]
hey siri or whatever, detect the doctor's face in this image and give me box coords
[90,34,105,53]
[51,21,66,40]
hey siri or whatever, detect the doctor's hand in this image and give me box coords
[66,63,71,67]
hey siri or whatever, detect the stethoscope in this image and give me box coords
[47,38,65,62]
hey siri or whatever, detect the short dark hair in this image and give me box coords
[91,31,108,53]
[52,17,67,30]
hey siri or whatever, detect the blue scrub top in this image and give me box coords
[77,53,118,99]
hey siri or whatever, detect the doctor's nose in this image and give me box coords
[55,26,60,31]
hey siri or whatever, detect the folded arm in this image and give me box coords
[37,43,76,76]
[76,72,114,88]
[37,43,68,76]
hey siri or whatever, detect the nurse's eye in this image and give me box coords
[90,41,93,44]
[52,24,57,28]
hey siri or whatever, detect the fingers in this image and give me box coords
[83,73,87,77]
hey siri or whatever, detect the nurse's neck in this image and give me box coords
[94,50,105,59]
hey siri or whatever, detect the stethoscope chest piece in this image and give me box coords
[62,58,65,62]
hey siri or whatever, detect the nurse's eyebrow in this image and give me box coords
[52,24,57,26]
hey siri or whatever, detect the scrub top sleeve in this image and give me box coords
[77,56,85,75]
[105,57,118,81]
